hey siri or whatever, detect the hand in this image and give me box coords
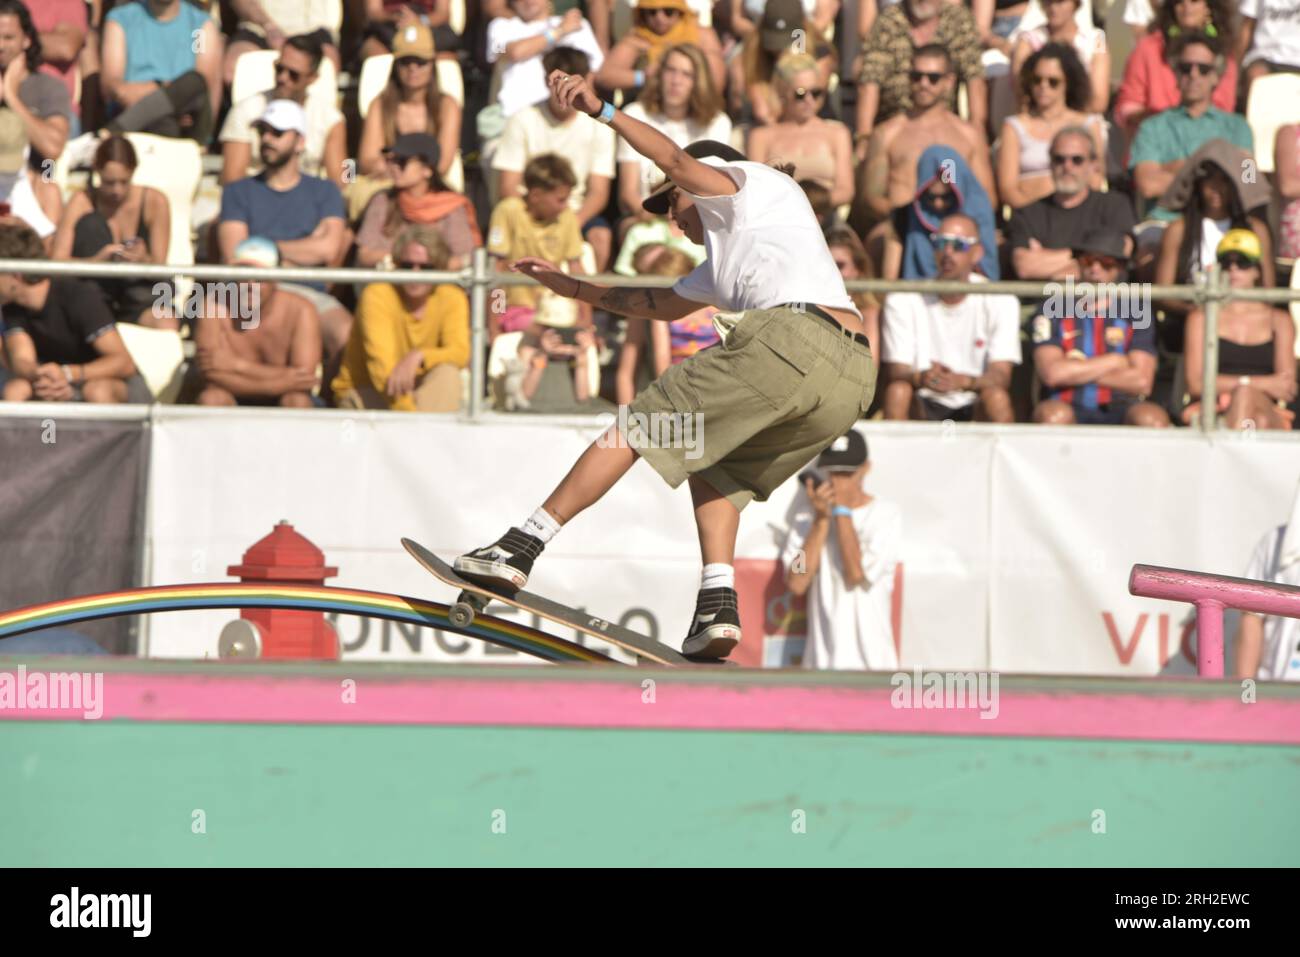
[925,363,970,393]
[266,25,287,49]
[3,55,26,105]
[574,327,596,351]
[386,349,423,398]
[511,257,579,298]
[547,69,602,116]
[853,137,870,165]
[560,8,584,35]
[33,363,73,401]
[195,345,241,376]
[95,243,127,262]
[288,367,320,393]
[807,478,835,521]
[117,238,147,263]
[396,5,421,27]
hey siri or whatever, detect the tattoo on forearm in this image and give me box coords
[598,286,659,317]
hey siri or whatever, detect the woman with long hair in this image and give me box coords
[1183,229,1295,429]
[357,24,460,179]
[1010,0,1109,113]
[746,51,854,208]
[597,0,725,94]
[354,134,480,270]
[616,43,731,231]
[1113,0,1237,136]
[1155,140,1273,326]
[50,134,172,328]
[997,43,1104,210]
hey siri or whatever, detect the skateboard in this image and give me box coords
[401,538,732,667]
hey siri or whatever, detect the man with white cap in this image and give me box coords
[1236,477,1300,681]
[217,99,352,361]
[192,235,321,408]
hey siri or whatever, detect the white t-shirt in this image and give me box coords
[491,103,617,213]
[617,102,733,202]
[1,170,55,238]
[881,276,1023,410]
[781,496,903,672]
[1239,0,1300,68]
[486,15,605,118]
[219,89,343,181]
[1242,525,1300,681]
[1123,0,1154,28]
[673,160,860,316]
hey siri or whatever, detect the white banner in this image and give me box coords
[143,410,1300,674]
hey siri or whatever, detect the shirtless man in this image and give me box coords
[859,45,994,221]
[193,237,321,407]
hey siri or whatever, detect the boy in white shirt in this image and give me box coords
[783,430,903,671]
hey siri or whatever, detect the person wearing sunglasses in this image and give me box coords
[358,24,459,181]
[997,43,1104,211]
[597,0,725,95]
[856,0,986,141]
[1154,140,1273,338]
[332,226,468,412]
[1113,0,1238,138]
[190,236,322,409]
[859,44,994,222]
[355,133,480,271]
[1130,31,1252,217]
[220,33,347,189]
[747,51,854,209]
[1182,228,1296,430]
[1007,126,1136,281]
[881,212,1019,422]
[1031,229,1170,427]
[1010,0,1109,115]
[455,68,875,660]
[883,143,998,280]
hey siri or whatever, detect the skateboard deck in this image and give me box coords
[401,538,729,667]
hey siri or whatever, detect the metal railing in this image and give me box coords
[2,255,1293,428]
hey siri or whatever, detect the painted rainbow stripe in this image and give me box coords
[0,583,614,665]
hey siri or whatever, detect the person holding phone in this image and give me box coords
[453,67,874,659]
[782,430,902,671]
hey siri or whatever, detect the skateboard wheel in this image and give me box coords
[449,601,477,628]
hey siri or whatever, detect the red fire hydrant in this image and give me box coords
[218,521,339,659]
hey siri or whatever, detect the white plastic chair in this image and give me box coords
[1247,74,1300,175]
[116,322,186,403]
[230,49,339,111]
[449,0,465,34]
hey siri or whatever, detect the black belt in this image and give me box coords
[779,302,872,349]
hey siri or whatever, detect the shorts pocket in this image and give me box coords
[734,335,812,409]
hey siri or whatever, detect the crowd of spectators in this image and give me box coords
[0,0,1296,428]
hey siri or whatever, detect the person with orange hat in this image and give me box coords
[453,69,875,660]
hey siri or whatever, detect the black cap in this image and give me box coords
[1072,229,1128,261]
[761,0,805,54]
[817,430,868,471]
[641,139,747,215]
[386,132,441,168]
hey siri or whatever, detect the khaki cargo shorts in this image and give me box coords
[623,305,876,511]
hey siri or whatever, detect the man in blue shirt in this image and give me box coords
[217,99,351,359]
[1031,229,1171,426]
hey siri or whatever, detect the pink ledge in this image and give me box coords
[1,671,1298,745]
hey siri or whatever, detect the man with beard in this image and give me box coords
[881,213,1019,422]
[219,32,346,188]
[1007,126,1137,280]
[856,0,986,140]
[859,44,995,221]
[217,99,352,360]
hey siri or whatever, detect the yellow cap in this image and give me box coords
[1216,228,1262,263]
[392,23,435,60]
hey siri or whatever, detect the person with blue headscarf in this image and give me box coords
[884,145,999,281]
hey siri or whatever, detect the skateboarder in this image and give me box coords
[456,69,876,659]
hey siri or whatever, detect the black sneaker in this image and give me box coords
[682,587,742,659]
[453,527,544,593]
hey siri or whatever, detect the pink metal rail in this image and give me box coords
[1129,563,1300,677]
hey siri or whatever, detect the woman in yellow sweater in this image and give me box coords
[332,225,470,411]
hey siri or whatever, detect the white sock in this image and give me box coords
[521,507,562,544]
[701,563,735,591]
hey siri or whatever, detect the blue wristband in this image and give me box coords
[832,506,853,518]
[595,100,616,124]
[633,69,646,87]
